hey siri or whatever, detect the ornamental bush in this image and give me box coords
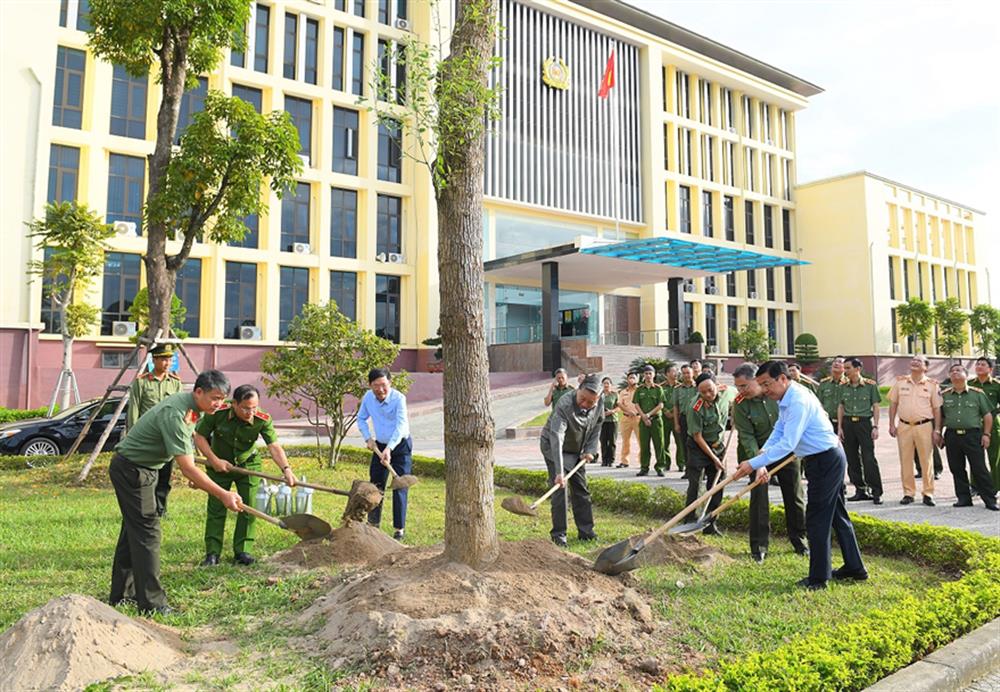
[794,333,820,364]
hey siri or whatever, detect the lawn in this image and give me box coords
[518,409,551,427]
[0,453,950,688]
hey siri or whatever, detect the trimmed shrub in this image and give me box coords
[794,333,820,364]
[0,406,50,424]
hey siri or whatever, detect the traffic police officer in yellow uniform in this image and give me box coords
[938,364,998,511]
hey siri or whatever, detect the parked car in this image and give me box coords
[0,397,127,457]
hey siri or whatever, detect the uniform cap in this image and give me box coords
[151,344,175,358]
[580,375,601,393]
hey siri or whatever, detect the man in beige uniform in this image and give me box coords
[887,355,943,504]
[617,372,640,468]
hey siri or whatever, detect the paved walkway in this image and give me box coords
[963,670,1000,692]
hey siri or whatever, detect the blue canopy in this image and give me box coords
[580,237,807,273]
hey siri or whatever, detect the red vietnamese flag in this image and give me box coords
[598,50,616,99]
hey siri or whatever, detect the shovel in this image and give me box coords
[502,456,589,517]
[383,460,419,490]
[241,505,332,541]
[195,458,380,502]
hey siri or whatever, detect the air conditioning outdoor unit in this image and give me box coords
[387,252,405,263]
[171,144,181,154]
[766,138,774,146]
[113,221,137,237]
[240,325,262,341]
[892,342,902,354]
[375,252,388,262]
[706,286,718,295]
[298,154,311,168]
[292,242,311,255]
[727,126,737,134]
[749,291,759,300]
[394,17,410,30]
[112,321,137,337]
[682,280,695,292]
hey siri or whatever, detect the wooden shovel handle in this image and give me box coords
[195,458,350,497]
[706,454,797,521]
[645,473,738,545]
[240,504,286,528]
[532,456,590,509]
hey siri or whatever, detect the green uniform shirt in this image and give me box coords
[660,381,678,418]
[126,372,183,429]
[633,384,664,415]
[115,391,199,469]
[795,377,819,396]
[687,386,736,444]
[839,378,880,418]
[817,376,848,420]
[972,377,1000,414]
[733,394,779,462]
[940,386,992,429]
[195,403,278,466]
[550,384,575,411]
[673,383,698,418]
[602,391,620,423]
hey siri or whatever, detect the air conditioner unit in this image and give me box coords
[171,144,181,154]
[113,221,137,237]
[682,281,695,292]
[298,153,311,168]
[375,252,388,262]
[112,321,137,337]
[240,325,262,341]
[706,287,718,295]
[292,242,311,254]
[394,17,410,31]
[387,252,405,264]
[766,138,774,146]
[727,126,737,134]
[749,291,759,300]
[892,342,902,354]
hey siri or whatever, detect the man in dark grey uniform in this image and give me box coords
[540,374,603,548]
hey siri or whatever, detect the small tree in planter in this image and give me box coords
[934,298,968,361]
[129,288,188,341]
[731,321,774,363]
[794,333,820,364]
[969,304,1000,359]
[423,327,443,372]
[896,297,934,354]
[687,331,705,345]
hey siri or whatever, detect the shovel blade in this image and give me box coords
[501,495,538,518]
[667,518,710,535]
[593,536,645,575]
[282,513,333,541]
[390,474,419,490]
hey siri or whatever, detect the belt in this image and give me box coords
[900,418,933,426]
[847,416,870,422]
[951,428,981,436]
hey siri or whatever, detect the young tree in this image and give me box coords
[129,287,187,340]
[260,302,410,467]
[794,333,820,364]
[895,297,934,353]
[730,321,774,363]
[934,298,968,360]
[26,202,114,411]
[969,304,1000,358]
[86,1,300,336]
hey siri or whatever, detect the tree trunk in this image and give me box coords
[59,314,73,411]
[438,0,499,568]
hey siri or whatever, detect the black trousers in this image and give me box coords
[944,428,995,504]
[749,456,807,554]
[842,417,883,497]
[543,451,595,539]
[803,447,865,584]
[685,439,725,526]
[367,437,413,530]
[155,460,173,516]
[599,421,618,467]
[109,454,167,611]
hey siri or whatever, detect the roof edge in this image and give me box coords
[797,171,987,216]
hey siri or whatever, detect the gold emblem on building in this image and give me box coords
[542,57,570,90]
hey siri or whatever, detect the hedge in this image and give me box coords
[0,406,50,424]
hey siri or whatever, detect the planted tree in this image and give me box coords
[969,304,1000,359]
[260,301,410,467]
[129,287,187,341]
[86,1,300,337]
[730,321,774,363]
[794,333,820,364]
[934,297,968,360]
[895,297,934,354]
[26,202,114,411]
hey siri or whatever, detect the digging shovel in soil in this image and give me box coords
[502,456,589,518]
[242,505,333,541]
[382,459,419,490]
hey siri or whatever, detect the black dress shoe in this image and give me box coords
[872,496,883,505]
[702,524,724,537]
[234,552,256,565]
[922,495,936,507]
[552,535,568,548]
[578,533,599,542]
[393,529,405,540]
[615,463,629,469]
[636,470,649,477]
[793,544,810,557]
[985,502,999,512]
[655,470,665,477]
[796,578,827,591]
[900,496,915,505]
[831,566,869,581]
[933,473,941,480]
[200,553,220,567]
[847,492,872,502]
[953,500,974,508]
[751,551,766,564]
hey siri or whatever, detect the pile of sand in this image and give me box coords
[0,594,183,691]
[627,532,734,571]
[340,480,384,523]
[270,521,404,568]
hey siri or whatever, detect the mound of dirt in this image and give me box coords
[0,594,183,692]
[270,521,403,568]
[296,538,719,689]
[628,533,734,570]
[341,480,383,523]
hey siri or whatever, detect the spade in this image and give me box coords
[502,456,589,517]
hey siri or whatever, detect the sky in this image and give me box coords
[631,0,1000,304]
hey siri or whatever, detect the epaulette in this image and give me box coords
[969,385,985,394]
[941,386,954,394]
[734,393,746,404]
[926,378,938,385]
[185,409,200,424]
[863,378,877,385]
[254,410,272,422]
[820,376,832,383]
[896,375,908,380]
[168,372,181,380]
[138,372,151,381]
[693,399,704,412]
[217,403,232,412]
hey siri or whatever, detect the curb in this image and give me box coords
[865,616,1000,691]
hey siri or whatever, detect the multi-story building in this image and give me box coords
[0,0,820,408]
[797,171,987,361]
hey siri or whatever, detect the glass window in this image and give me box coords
[332,26,345,91]
[353,0,365,17]
[903,259,910,300]
[377,119,402,182]
[230,19,246,68]
[764,205,774,248]
[377,194,402,255]
[699,78,712,125]
[176,259,201,337]
[351,32,364,96]
[786,312,795,353]
[767,308,778,344]
[379,0,390,23]
[175,76,208,144]
[745,147,755,190]
[59,0,90,30]
[224,262,257,338]
[675,70,689,118]
[747,270,757,297]
[726,272,736,297]
[279,266,309,338]
[101,252,141,335]
[782,208,792,251]
[330,270,357,320]
[701,191,713,237]
[744,200,755,244]
[254,4,270,72]
[48,144,79,203]
[332,106,359,175]
[232,83,262,113]
[726,305,738,352]
[375,274,401,343]
[283,12,297,79]
[723,196,734,241]
[304,18,318,84]
[705,303,717,348]
[330,187,357,258]
[397,0,407,19]
[230,213,259,249]
[40,247,66,334]
[678,185,691,233]
[284,95,312,160]
[493,213,595,259]
[748,306,758,324]
[683,301,694,341]
[702,134,714,181]
[110,64,147,138]
[106,153,145,232]
[722,87,734,130]
[888,257,896,300]
[281,182,311,251]
[766,268,775,301]
[784,266,793,302]
[53,46,86,129]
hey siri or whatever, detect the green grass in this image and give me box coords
[517,409,551,427]
[0,454,950,687]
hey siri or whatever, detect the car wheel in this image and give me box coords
[20,437,60,460]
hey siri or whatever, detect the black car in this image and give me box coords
[0,397,127,457]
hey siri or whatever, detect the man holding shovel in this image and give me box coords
[540,374,604,547]
[683,372,735,536]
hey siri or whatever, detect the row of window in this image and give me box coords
[691,302,796,354]
[887,257,977,309]
[699,265,795,303]
[887,204,975,264]
[674,189,793,251]
[668,126,792,199]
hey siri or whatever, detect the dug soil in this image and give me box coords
[269,520,404,568]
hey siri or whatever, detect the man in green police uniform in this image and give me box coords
[194,384,297,566]
[684,372,736,535]
[816,356,847,432]
[938,364,998,511]
[634,364,667,477]
[127,345,184,516]
[110,370,242,615]
[732,363,807,562]
[673,364,698,478]
[972,357,1000,491]
[837,358,884,504]
[788,362,819,396]
[544,368,575,411]
[659,365,682,474]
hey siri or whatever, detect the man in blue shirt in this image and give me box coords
[733,361,867,590]
[357,368,412,540]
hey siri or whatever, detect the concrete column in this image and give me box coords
[542,261,560,373]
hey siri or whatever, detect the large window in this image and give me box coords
[282,13,319,83]
[699,78,712,125]
[353,0,365,17]
[254,4,270,72]
[722,87,734,130]
[281,182,311,251]
[903,259,911,300]
[332,106,359,175]
[304,17,318,84]
[330,187,357,258]
[101,252,141,335]
[283,13,298,79]
[53,46,86,129]
[748,306,758,324]
[784,266,794,302]
[59,0,90,30]
[743,95,754,138]
[279,266,309,338]
[726,305,738,352]
[683,302,694,342]
[782,208,792,251]
[176,259,201,337]
[48,144,80,203]
[377,39,406,104]
[745,147,756,190]
[378,0,406,24]
[888,257,896,300]
[675,70,689,118]
[766,268,775,301]
[679,185,691,233]
[330,270,357,320]
[110,64,147,138]
[723,196,734,241]
[351,33,365,96]
[375,274,401,343]
[723,140,735,185]
[786,312,795,354]
[767,308,778,346]
[377,120,402,182]
[332,27,345,91]
[40,248,65,334]
[744,201,755,244]
[705,303,717,349]
[763,205,774,248]
[284,95,313,161]
[230,214,259,249]
[106,154,145,232]
[176,76,208,143]
[224,262,257,338]
[747,270,758,298]
[701,191,713,237]
[232,83,262,112]
[377,194,402,255]
[677,128,692,175]
[701,134,714,181]
[726,272,736,297]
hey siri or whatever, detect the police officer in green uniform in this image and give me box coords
[816,356,848,432]
[109,370,241,615]
[684,372,736,535]
[598,377,620,467]
[127,345,184,516]
[634,364,667,476]
[732,363,807,562]
[194,384,297,566]
[659,365,681,473]
[971,357,1000,491]
[788,362,819,396]
[544,368,575,412]
[938,364,998,511]
[673,364,698,478]
[837,358,884,504]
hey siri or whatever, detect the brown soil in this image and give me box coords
[0,594,183,692]
[269,520,404,569]
[626,532,734,571]
[341,480,383,523]
[295,537,725,689]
